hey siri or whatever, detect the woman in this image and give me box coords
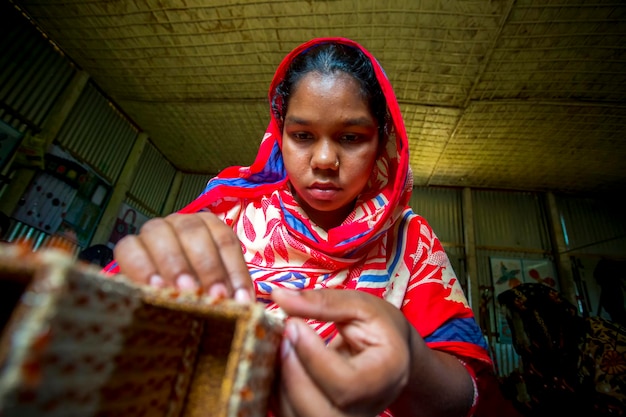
[106,38,494,417]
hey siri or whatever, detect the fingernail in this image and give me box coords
[281,320,299,359]
[176,274,198,291]
[149,275,164,288]
[209,282,228,299]
[285,319,299,343]
[281,336,292,359]
[234,288,251,303]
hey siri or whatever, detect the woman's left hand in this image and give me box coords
[269,288,415,417]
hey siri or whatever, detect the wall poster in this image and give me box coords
[490,257,558,343]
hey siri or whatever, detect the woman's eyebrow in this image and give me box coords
[342,117,376,127]
[285,115,375,127]
[284,115,311,125]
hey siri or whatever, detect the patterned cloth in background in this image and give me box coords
[498,283,626,416]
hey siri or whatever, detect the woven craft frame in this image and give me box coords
[0,243,284,417]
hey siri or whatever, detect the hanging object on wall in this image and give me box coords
[12,172,76,234]
[13,132,46,169]
[107,203,150,248]
[109,207,137,245]
[0,121,24,171]
[11,145,110,248]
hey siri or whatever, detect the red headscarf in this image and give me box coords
[179,37,412,258]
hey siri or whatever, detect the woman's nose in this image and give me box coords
[311,139,339,170]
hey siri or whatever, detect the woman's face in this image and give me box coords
[281,71,380,230]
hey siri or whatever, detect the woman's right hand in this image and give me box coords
[112,212,254,302]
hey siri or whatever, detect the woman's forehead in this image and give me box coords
[287,73,373,118]
[291,71,369,104]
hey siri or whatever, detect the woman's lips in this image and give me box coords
[308,183,340,200]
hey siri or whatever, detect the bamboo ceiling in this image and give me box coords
[10,0,626,195]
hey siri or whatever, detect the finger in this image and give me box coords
[272,288,380,356]
[194,213,254,302]
[113,234,160,286]
[272,288,380,333]
[274,288,404,350]
[278,319,340,417]
[134,216,201,290]
[273,289,409,411]
[164,212,233,298]
[290,318,398,413]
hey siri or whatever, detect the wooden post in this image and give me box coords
[90,132,148,245]
[161,171,183,215]
[544,192,579,308]
[463,187,480,318]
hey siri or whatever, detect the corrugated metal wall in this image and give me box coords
[0,2,79,253]
[410,188,551,376]
[406,188,625,378]
[173,173,213,212]
[556,193,626,257]
[0,3,75,132]
[471,190,551,376]
[0,1,75,172]
[409,186,467,288]
[473,190,551,254]
[410,186,464,245]
[127,142,176,216]
[55,82,138,184]
[555,193,626,319]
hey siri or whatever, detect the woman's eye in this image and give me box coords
[341,134,360,143]
[292,132,312,141]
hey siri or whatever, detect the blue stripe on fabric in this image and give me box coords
[250,141,285,183]
[332,195,387,249]
[204,177,263,192]
[203,142,286,194]
[257,281,273,292]
[424,317,489,350]
[280,193,387,250]
[388,210,412,275]
[358,273,390,283]
[252,271,308,291]
[340,229,370,245]
[104,261,118,273]
[344,226,389,258]
[280,200,317,242]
